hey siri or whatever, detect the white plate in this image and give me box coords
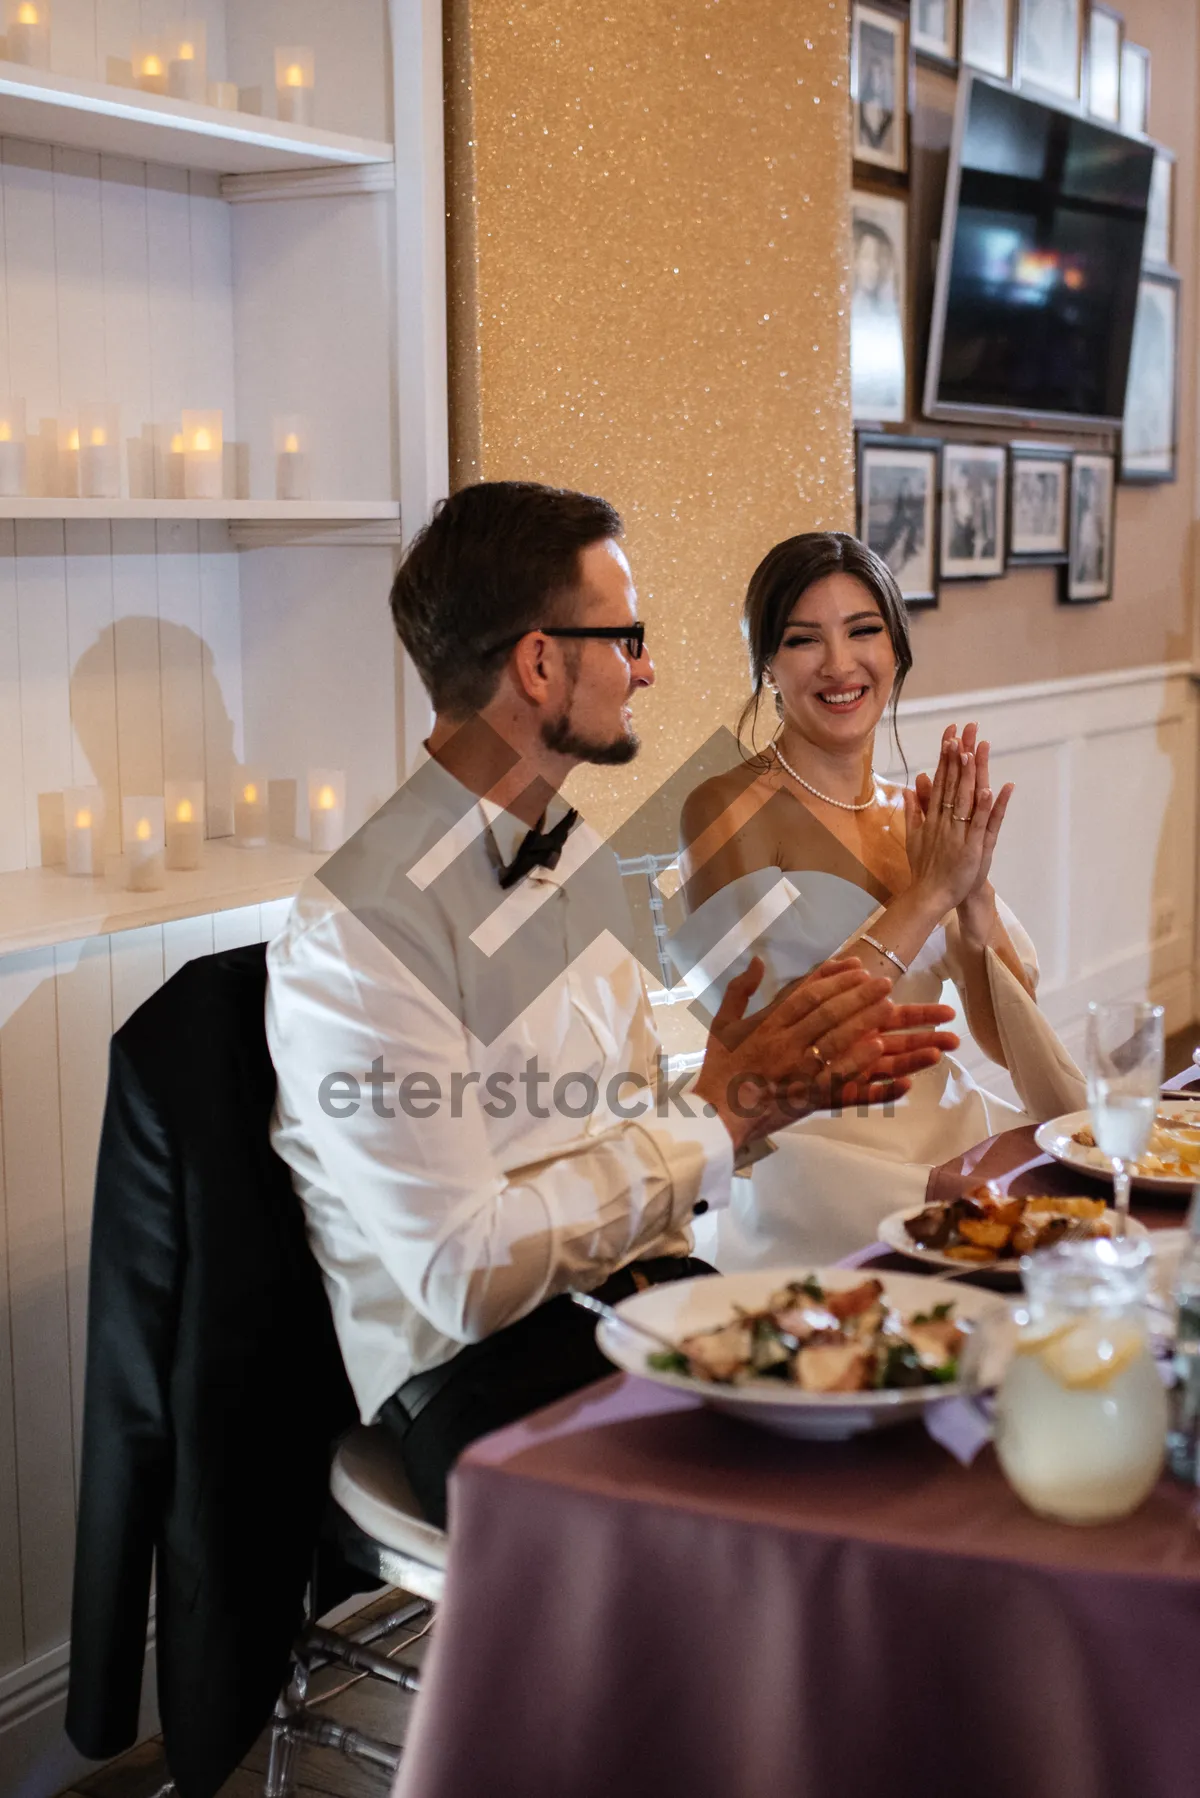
[877,1203,1148,1274]
[1035,1104,1200,1194]
[595,1266,1003,1441]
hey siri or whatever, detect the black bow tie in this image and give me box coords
[496,808,579,889]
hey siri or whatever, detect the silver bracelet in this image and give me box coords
[859,933,909,977]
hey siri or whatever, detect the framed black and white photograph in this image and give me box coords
[1121,270,1178,484]
[1085,4,1122,123]
[1143,149,1173,268]
[1063,452,1115,602]
[1016,0,1082,100]
[940,442,1007,580]
[857,433,941,606]
[1119,40,1149,133]
[1008,442,1071,564]
[851,4,909,175]
[851,190,907,424]
[961,0,1012,76]
[912,0,958,66]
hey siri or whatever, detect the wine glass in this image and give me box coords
[1084,1001,1164,1236]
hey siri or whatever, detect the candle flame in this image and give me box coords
[284,62,306,87]
[193,427,213,453]
[0,423,11,444]
[178,42,195,60]
[142,53,164,77]
[316,785,337,811]
[242,783,259,805]
[284,432,300,454]
[18,4,38,24]
[90,427,107,448]
[75,808,92,830]
[175,799,194,824]
[67,429,79,452]
[135,818,152,843]
[170,432,185,453]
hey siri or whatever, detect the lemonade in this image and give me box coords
[992,1239,1166,1525]
[995,1323,1166,1523]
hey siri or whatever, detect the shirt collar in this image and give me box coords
[418,749,575,872]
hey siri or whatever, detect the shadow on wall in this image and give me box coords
[69,619,238,854]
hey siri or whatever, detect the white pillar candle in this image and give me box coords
[0,401,27,497]
[167,21,206,101]
[232,770,268,848]
[79,403,121,499]
[65,786,103,877]
[165,780,205,871]
[308,770,346,855]
[182,409,223,501]
[58,419,80,498]
[6,1,50,67]
[275,46,315,125]
[275,419,309,500]
[133,40,168,95]
[208,81,239,110]
[123,796,166,893]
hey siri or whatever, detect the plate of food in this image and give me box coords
[1034,1104,1200,1193]
[879,1185,1146,1273]
[593,1266,1002,1440]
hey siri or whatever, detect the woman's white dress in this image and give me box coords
[667,866,1086,1269]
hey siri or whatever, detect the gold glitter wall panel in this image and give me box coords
[445,0,852,835]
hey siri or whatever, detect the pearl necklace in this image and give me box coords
[773,742,878,813]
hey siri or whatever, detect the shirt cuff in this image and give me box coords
[642,1103,735,1221]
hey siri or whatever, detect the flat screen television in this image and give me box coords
[923,73,1155,428]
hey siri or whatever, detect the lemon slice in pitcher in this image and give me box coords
[1039,1320,1143,1390]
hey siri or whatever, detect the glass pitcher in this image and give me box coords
[994,1237,1167,1525]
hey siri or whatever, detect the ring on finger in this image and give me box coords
[953,810,972,823]
[939,801,954,812]
[808,1042,828,1071]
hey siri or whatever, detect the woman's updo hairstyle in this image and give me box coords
[737,531,913,765]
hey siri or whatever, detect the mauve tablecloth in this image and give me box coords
[394,1368,1200,1798]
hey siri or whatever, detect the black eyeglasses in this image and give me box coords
[489,623,647,660]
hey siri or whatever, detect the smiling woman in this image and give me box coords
[673,530,1087,1267]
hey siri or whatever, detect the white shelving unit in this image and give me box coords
[0,60,394,175]
[0,840,330,956]
[0,497,401,519]
[0,3,448,1789]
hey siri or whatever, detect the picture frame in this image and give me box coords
[857,432,941,607]
[1007,442,1071,564]
[851,3,909,175]
[940,441,1008,580]
[851,189,908,425]
[1143,148,1173,268]
[961,0,1012,77]
[1085,4,1122,124]
[1016,0,1082,101]
[1120,269,1178,485]
[1062,452,1116,602]
[1119,40,1149,133]
[912,0,958,67]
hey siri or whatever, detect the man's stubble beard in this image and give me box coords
[540,663,640,766]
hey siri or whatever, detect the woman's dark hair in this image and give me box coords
[737,531,913,767]
[389,480,622,717]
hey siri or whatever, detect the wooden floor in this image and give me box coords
[63,1590,432,1798]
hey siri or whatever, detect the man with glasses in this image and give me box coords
[266,480,956,1524]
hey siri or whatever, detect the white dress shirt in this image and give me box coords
[266,756,733,1423]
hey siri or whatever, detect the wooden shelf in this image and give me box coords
[0,61,394,176]
[0,498,401,521]
[0,840,327,955]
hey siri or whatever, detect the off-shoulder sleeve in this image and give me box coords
[944,893,1085,1120]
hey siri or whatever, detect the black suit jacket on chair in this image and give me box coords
[66,943,357,1798]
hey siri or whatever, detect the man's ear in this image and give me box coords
[509,631,554,705]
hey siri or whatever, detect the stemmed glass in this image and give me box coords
[1084,1001,1165,1236]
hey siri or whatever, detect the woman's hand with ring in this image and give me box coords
[903,724,1002,916]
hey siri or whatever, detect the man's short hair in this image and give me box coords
[389,481,623,717]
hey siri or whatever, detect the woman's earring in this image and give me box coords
[763,672,778,694]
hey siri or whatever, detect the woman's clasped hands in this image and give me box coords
[903,721,1013,929]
